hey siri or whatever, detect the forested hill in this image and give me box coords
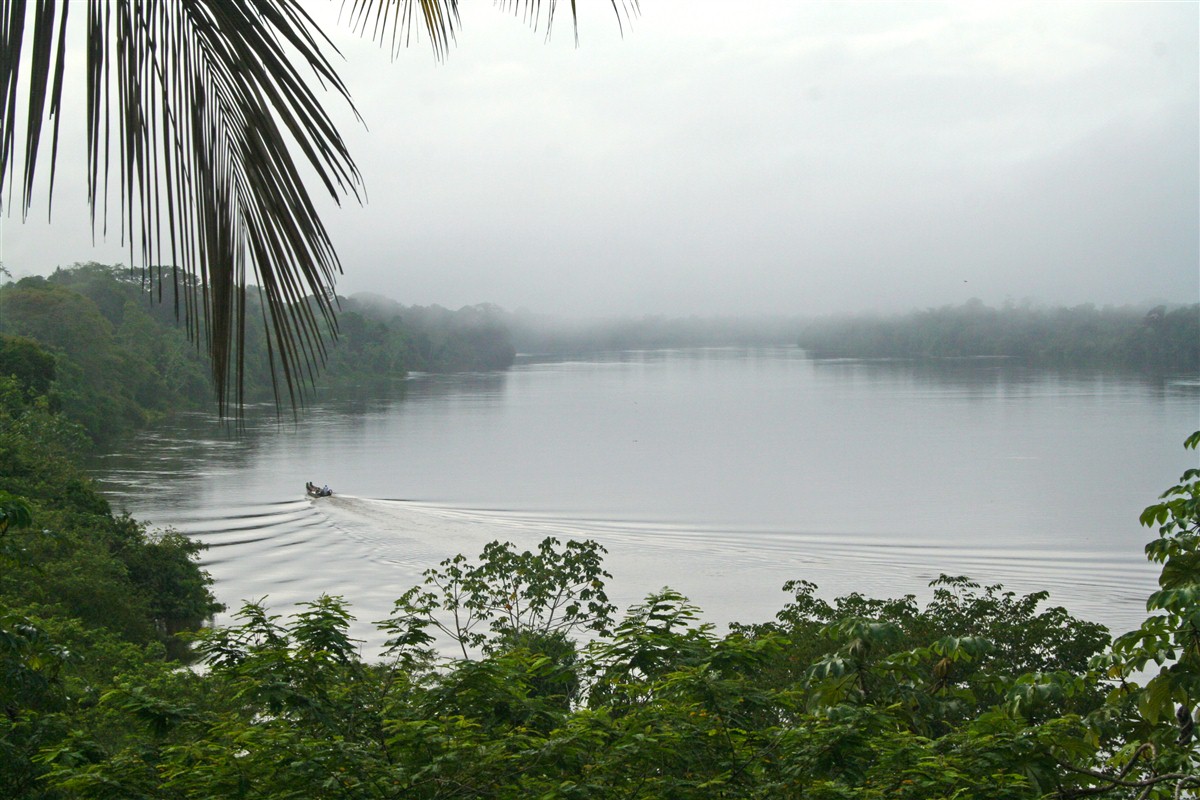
[0,326,225,798]
[797,300,1199,372]
[338,293,516,374]
[0,264,515,443]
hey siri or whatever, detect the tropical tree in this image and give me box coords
[0,0,636,413]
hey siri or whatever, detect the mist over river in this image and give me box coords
[92,348,1198,655]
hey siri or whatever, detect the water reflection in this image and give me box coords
[92,349,1198,653]
[810,355,1197,399]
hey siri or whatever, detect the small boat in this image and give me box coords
[306,482,333,498]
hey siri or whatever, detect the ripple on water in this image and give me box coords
[160,495,1157,658]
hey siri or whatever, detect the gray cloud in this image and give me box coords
[2,1,1196,316]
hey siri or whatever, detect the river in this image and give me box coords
[92,348,1199,655]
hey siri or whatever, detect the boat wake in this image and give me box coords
[131,493,1156,658]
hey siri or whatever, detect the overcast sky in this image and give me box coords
[1,1,1196,317]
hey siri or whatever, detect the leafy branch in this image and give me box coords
[379,537,616,662]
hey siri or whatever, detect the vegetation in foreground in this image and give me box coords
[1,323,1198,796]
[2,438,1198,798]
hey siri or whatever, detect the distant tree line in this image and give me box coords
[797,300,1199,373]
[2,267,1194,448]
[339,294,516,374]
[498,311,802,355]
[0,265,212,444]
[387,299,1197,375]
[0,265,515,443]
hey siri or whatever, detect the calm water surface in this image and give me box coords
[93,348,1199,654]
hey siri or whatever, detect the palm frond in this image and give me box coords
[341,0,460,59]
[2,0,362,415]
[1,0,637,415]
[340,0,639,56]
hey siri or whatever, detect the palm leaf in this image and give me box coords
[1,0,636,415]
[3,0,362,414]
[342,0,639,54]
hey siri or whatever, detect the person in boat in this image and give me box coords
[322,484,331,497]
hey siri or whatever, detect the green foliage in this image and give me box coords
[734,573,1110,736]
[382,537,615,661]
[340,296,517,373]
[0,491,221,649]
[16,516,1176,800]
[0,273,212,444]
[0,266,517,442]
[0,336,57,400]
[0,340,221,668]
[5,484,1178,800]
[1100,433,1200,748]
[0,491,34,536]
[0,613,72,800]
[587,589,717,708]
[797,300,1200,373]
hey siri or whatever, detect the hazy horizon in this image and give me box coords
[344,287,1190,317]
[2,2,1196,319]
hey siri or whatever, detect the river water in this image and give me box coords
[92,348,1199,655]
